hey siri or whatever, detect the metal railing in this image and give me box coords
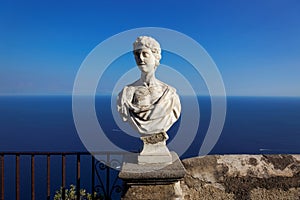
[0,152,126,200]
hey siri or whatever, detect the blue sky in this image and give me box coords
[1,0,300,96]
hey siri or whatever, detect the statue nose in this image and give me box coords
[139,54,144,61]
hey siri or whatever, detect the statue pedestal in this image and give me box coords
[138,141,172,164]
[138,132,172,164]
[119,152,186,200]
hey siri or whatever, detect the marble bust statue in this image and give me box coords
[117,36,181,164]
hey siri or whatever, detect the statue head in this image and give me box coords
[133,36,162,67]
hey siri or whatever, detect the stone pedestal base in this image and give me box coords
[121,181,182,200]
[138,141,172,164]
[138,132,172,164]
[119,152,186,200]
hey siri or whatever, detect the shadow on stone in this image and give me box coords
[119,152,186,199]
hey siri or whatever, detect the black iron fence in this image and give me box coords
[0,152,127,200]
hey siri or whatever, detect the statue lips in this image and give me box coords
[137,63,148,72]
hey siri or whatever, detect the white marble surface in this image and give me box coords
[117,36,181,135]
[117,36,181,164]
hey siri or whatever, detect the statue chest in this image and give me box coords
[132,86,166,107]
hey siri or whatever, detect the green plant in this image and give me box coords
[54,184,103,200]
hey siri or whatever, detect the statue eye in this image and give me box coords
[143,52,149,57]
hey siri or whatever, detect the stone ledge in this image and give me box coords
[119,152,186,199]
[119,151,186,183]
[181,154,300,200]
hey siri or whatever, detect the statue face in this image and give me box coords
[134,48,156,73]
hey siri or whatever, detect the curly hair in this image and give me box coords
[133,36,162,66]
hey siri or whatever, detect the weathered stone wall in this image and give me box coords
[181,155,300,200]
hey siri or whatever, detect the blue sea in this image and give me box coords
[0,95,300,199]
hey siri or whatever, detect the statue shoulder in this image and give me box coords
[127,79,141,87]
[119,79,139,93]
[167,85,177,93]
[118,85,135,99]
[157,80,177,94]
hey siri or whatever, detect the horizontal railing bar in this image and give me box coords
[0,151,125,200]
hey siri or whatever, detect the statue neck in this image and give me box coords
[141,72,157,86]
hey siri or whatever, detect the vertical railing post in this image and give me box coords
[0,152,124,200]
[62,154,66,200]
[92,156,95,200]
[16,154,20,200]
[47,155,50,200]
[0,154,4,200]
[76,154,80,200]
[106,153,110,199]
[31,155,35,200]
